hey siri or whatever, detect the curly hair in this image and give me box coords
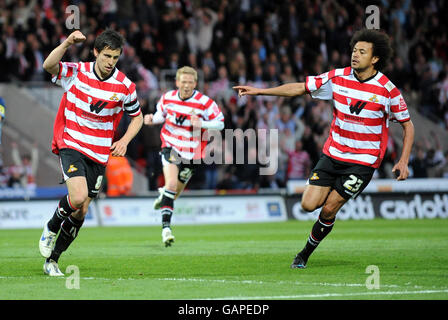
[350,29,393,71]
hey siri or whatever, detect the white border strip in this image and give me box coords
[209,289,448,300]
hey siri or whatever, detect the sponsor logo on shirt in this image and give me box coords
[349,101,367,115]
[399,97,407,110]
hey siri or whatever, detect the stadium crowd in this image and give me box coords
[0,0,448,192]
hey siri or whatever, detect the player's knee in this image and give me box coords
[301,200,318,212]
[68,193,88,209]
[72,197,91,217]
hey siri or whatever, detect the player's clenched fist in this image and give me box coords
[144,114,154,125]
[66,30,86,45]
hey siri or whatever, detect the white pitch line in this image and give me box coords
[2,276,447,299]
[0,276,441,293]
[154,277,400,288]
[0,276,423,289]
[207,289,448,300]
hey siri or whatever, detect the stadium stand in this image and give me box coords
[0,0,447,194]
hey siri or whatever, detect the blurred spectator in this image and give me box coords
[136,0,159,29]
[0,162,8,189]
[286,140,311,180]
[441,151,448,178]
[234,146,260,190]
[425,132,446,177]
[11,141,38,191]
[409,145,429,178]
[204,160,219,190]
[27,34,45,81]
[105,155,134,197]
[276,105,296,133]
[138,36,158,70]
[13,0,37,29]
[196,7,218,54]
[0,96,5,144]
[389,56,411,91]
[10,40,33,81]
[280,65,297,83]
[101,0,119,27]
[0,143,6,187]
[216,165,239,190]
[0,39,9,82]
[437,70,448,129]
[275,127,295,188]
[301,125,320,168]
[7,165,24,188]
[203,131,223,190]
[208,65,231,101]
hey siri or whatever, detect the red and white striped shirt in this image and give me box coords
[51,61,141,165]
[305,67,410,168]
[156,89,224,160]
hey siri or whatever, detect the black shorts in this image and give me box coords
[160,147,199,184]
[59,148,106,198]
[307,154,375,199]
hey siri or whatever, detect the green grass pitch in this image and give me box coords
[0,219,447,300]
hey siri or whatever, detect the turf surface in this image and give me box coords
[0,219,447,300]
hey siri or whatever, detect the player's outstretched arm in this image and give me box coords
[233,82,306,98]
[43,30,86,75]
[392,120,414,181]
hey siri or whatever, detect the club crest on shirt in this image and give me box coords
[109,93,119,101]
[67,164,78,173]
[310,172,319,180]
[369,94,379,103]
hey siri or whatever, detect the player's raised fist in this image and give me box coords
[66,30,86,45]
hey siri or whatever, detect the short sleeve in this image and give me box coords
[389,91,410,122]
[305,71,333,100]
[204,100,224,122]
[51,62,79,92]
[123,82,141,116]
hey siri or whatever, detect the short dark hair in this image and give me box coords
[350,29,393,71]
[94,29,124,53]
